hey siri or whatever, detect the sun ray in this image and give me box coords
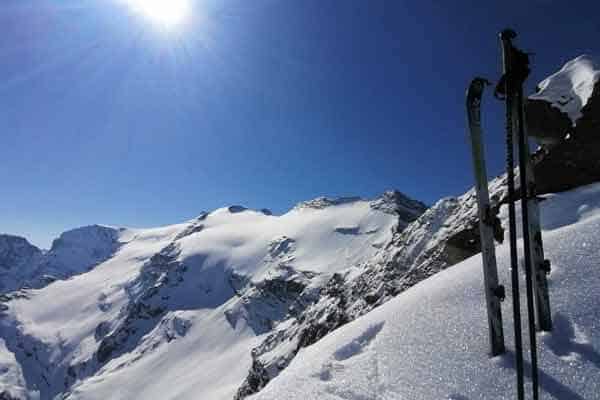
[126,0,190,28]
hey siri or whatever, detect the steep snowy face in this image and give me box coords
[369,190,427,228]
[0,235,42,274]
[0,235,42,294]
[0,192,423,400]
[530,55,600,125]
[385,176,507,277]
[41,225,122,277]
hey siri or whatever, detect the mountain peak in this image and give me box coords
[293,196,363,211]
[0,234,42,271]
[370,190,428,219]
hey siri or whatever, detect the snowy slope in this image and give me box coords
[251,183,600,400]
[530,55,600,125]
[0,194,423,400]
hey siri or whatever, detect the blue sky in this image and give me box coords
[1,0,599,248]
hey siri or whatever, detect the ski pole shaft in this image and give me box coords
[499,29,525,400]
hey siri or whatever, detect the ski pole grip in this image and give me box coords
[500,29,517,42]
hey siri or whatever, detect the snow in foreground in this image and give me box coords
[252,183,600,400]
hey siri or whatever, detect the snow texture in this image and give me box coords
[530,55,600,125]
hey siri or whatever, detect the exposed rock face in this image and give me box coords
[370,190,428,223]
[532,80,600,194]
[0,235,42,294]
[225,265,318,335]
[0,235,42,274]
[294,196,363,210]
[526,98,572,146]
[527,56,600,194]
[294,192,427,223]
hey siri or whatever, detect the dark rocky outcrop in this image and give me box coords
[370,190,428,221]
[0,235,42,272]
[0,235,43,294]
[526,98,573,146]
[528,73,600,194]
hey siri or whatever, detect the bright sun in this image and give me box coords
[127,0,190,28]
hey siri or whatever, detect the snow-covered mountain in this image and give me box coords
[0,235,43,294]
[0,192,426,400]
[0,225,122,296]
[251,182,600,400]
[3,178,599,400]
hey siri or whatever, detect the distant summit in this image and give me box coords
[369,190,428,221]
[294,191,427,230]
[293,196,363,210]
[0,225,122,295]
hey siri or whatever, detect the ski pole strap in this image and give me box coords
[494,29,531,99]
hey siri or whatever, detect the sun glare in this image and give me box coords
[127,0,190,28]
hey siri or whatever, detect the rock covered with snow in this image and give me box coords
[529,55,600,128]
[527,55,600,194]
[43,225,122,275]
[294,191,427,223]
[0,235,43,294]
[293,196,362,210]
[369,190,428,222]
[0,225,123,295]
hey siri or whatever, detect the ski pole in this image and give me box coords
[497,29,525,400]
[512,42,541,400]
